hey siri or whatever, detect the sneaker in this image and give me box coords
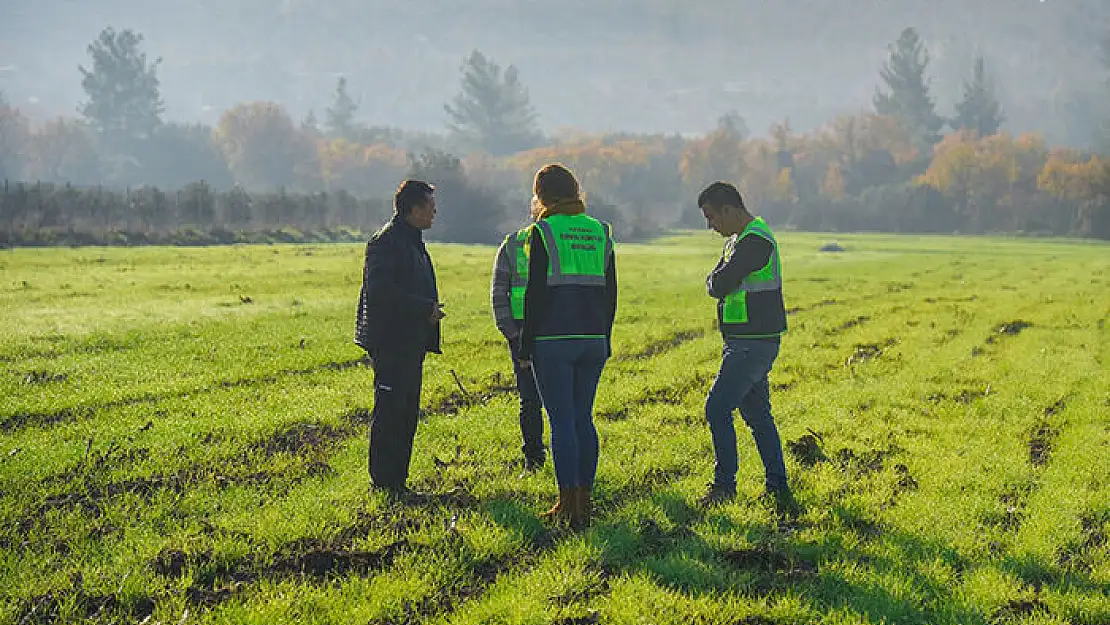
[698,483,736,507]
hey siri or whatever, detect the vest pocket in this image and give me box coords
[723,291,749,324]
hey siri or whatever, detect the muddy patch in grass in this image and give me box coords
[986,320,1033,344]
[786,433,827,468]
[845,343,885,366]
[16,589,155,625]
[20,370,69,385]
[829,316,870,334]
[251,421,353,457]
[991,597,1049,623]
[1028,420,1059,467]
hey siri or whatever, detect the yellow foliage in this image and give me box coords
[507,136,663,197]
[1038,154,1106,201]
[772,167,798,203]
[679,128,746,190]
[821,161,846,201]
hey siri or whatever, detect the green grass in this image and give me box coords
[1,231,1108,625]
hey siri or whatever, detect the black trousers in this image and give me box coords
[367,348,426,488]
[508,339,545,462]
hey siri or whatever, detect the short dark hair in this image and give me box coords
[698,181,746,212]
[394,179,435,216]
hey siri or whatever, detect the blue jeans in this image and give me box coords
[531,339,608,489]
[705,337,788,492]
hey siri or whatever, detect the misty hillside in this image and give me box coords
[2,0,1108,144]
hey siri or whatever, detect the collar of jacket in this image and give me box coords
[390,213,424,242]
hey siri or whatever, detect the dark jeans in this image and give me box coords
[367,348,426,489]
[508,338,545,463]
[705,337,788,492]
[531,338,608,490]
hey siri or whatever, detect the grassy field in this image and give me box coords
[0,230,1108,625]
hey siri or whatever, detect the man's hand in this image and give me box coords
[429,303,446,323]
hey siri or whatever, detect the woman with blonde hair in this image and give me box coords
[517,163,617,529]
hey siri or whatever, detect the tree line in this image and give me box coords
[1,26,1109,246]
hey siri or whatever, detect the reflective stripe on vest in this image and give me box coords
[505,228,530,320]
[721,217,782,325]
[531,215,612,287]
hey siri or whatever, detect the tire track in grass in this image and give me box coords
[0,356,373,434]
[31,466,696,623]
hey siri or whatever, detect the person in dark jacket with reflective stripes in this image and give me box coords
[354,179,444,500]
[518,164,617,530]
[490,199,547,472]
[696,181,795,512]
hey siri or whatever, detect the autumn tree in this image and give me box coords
[316,138,407,199]
[444,50,541,156]
[215,102,318,191]
[952,56,1005,137]
[79,27,164,141]
[873,27,944,149]
[325,77,359,140]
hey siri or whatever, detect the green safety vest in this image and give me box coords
[529,214,613,287]
[719,217,786,337]
[504,227,531,320]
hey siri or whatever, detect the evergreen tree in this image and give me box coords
[78,27,164,141]
[873,27,945,148]
[324,77,358,139]
[952,56,1005,137]
[444,50,541,156]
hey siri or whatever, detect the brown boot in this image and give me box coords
[540,488,576,524]
[573,486,592,530]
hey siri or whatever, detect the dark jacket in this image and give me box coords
[518,224,617,361]
[706,232,786,339]
[354,214,441,354]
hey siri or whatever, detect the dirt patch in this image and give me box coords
[834,448,890,477]
[252,421,352,457]
[986,320,1033,344]
[266,538,408,578]
[892,464,918,494]
[16,589,154,625]
[786,433,827,468]
[830,316,870,333]
[992,597,1048,622]
[345,408,372,426]
[1028,420,1059,467]
[621,329,705,361]
[20,370,69,385]
[1043,398,1066,417]
[845,343,883,366]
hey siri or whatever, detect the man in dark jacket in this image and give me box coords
[355,179,444,498]
[696,181,796,514]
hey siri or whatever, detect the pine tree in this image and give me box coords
[952,56,1005,137]
[325,77,358,139]
[873,27,945,148]
[78,27,164,141]
[444,50,541,156]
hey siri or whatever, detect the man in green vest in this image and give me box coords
[697,181,794,511]
[490,200,546,473]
